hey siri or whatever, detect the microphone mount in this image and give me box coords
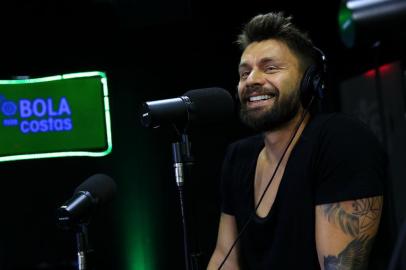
[75,224,93,270]
[171,133,201,270]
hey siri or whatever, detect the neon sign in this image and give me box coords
[0,71,112,162]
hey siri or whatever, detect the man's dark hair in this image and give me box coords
[237,12,317,72]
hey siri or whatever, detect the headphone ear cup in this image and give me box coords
[300,64,324,100]
[300,65,316,99]
[312,72,324,99]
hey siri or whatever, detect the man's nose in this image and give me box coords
[246,69,266,85]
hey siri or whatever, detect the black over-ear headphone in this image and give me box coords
[299,46,327,101]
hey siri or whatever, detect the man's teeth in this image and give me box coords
[249,94,274,102]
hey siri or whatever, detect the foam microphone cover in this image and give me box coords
[74,173,116,205]
[57,174,116,230]
[184,87,234,125]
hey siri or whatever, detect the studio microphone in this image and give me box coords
[57,174,116,230]
[140,87,234,128]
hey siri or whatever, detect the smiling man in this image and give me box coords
[208,12,387,270]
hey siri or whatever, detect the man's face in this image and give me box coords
[237,39,303,132]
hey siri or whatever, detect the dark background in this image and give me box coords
[0,0,405,269]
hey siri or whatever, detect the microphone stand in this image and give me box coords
[172,133,200,270]
[57,210,94,270]
[75,224,92,270]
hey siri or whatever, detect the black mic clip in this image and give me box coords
[56,191,96,231]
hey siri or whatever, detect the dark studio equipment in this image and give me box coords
[338,2,406,268]
[339,0,406,48]
[57,174,116,270]
[140,87,235,270]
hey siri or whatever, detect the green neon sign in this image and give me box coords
[0,71,112,162]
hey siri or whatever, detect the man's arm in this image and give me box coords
[207,213,240,270]
[315,196,383,270]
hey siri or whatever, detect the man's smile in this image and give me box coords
[244,92,278,109]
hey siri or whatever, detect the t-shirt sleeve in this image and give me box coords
[315,115,387,205]
[220,143,238,215]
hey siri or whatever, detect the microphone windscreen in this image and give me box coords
[74,174,116,205]
[183,88,234,124]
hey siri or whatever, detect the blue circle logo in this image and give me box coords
[2,101,17,116]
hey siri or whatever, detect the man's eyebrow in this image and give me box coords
[238,62,250,70]
[239,57,281,70]
[258,57,279,65]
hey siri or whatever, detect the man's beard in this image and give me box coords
[239,86,301,132]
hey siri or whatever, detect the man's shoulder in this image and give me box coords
[310,112,386,157]
[311,112,369,128]
[310,113,380,140]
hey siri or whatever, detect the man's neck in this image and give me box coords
[263,111,310,164]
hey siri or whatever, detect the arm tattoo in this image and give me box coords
[322,197,382,269]
[322,204,359,237]
[324,235,374,270]
[322,197,382,237]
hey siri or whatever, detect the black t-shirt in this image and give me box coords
[220,113,387,269]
